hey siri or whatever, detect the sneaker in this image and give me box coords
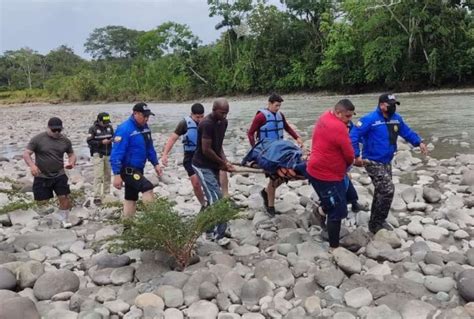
[351,201,362,213]
[260,188,269,209]
[61,221,72,229]
[93,198,102,206]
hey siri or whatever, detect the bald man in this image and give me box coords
[192,98,235,240]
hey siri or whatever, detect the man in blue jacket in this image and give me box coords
[350,93,428,234]
[110,102,162,218]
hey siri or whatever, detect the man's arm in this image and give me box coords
[281,113,303,146]
[398,117,428,155]
[23,148,41,176]
[110,126,130,175]
[350,116,373,166]
[161,133,180,166]
[86,126,100,149]
[247,113,265,147]
[65,152,76,169]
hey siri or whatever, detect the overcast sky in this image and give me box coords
[0,0,240,58]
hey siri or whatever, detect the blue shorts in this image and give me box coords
[192,165,222,204]
[308,175,348,222]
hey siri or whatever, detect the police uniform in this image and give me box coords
[110,113,159,201]
[350,97,422,233]
[87,113,114,200]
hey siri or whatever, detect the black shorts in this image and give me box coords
[183,152,195,177]
[121,168,154,201]
[33,175,70,201]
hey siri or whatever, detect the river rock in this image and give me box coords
[135,293,165,310]
[240,278,273,306]
[423,276,455,293]
[422,187,441,203]
[18,260,45,289]
[421,225,449,243]
[110,266,134,285]
[373,230,402,248]
[0,268,16,290]
[400,300,435,319]
[344,287,373,308]
[33,269,80,300]
[254,259,295,287]
[461,170,474,186]
[332,247,362,274]
[366,305,402,319]
[457,269,474,302]
[187,300,218,319]
[155,285,184,308]
[13,229,76,251]
[0,296,40,319]
[310,260,345,288]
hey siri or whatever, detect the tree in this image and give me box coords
[45,45,85,76]
[137,22,200,59]
[4,48,41,89]
[84,26,144,60]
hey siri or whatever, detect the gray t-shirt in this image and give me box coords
[27,132,74,178]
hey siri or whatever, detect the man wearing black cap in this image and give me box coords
[350,93,428,234]
[23,117,76,227]
[87,112,114,205]
[110,102,162,218]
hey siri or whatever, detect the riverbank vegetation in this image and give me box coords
[1,0,472,104]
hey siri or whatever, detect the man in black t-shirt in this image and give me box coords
[192,98,235,240]
[23,117,76,227]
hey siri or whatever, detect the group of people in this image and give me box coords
[22,93,428,250]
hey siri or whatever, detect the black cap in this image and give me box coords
[379,93,400,105]
[97,112,111,124]
[47,117,63,129]
[133,102,155,116]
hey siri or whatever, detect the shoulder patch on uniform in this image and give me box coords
[356,121,363,127]
[114,136,122,142]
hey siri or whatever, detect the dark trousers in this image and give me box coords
[365,162,394,231]
[346,178,359,204]
[308,175,348,248]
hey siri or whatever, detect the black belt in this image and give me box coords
[123,167,142,175]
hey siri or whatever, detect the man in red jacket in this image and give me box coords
[306,99,356,250]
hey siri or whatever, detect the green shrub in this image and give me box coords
[115,197,240,269]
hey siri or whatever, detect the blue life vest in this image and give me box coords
[258,108,284,141]
[182,116,198,152]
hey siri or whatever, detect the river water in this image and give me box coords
[0,92,472,159]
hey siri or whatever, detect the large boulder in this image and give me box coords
[33,270,80,300]
[0,297,40,319]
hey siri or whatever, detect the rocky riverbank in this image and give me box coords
[0,108,474,319]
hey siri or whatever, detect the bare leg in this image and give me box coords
[219,171,229,198]
[123,200,137,218]
[265,179,283,208]
[141,190,154,203]
[57,195,71,210]
[190,174,206,206]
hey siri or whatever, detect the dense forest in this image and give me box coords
[1,0,473,103]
